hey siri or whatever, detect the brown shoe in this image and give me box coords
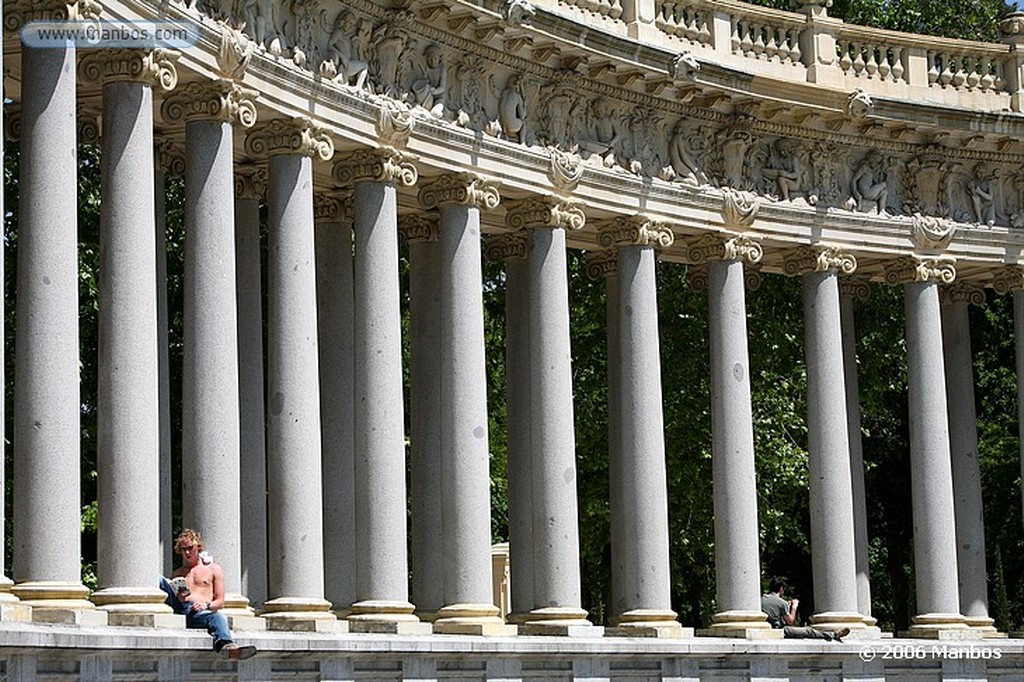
[220,643,257,661]
[831,627,851,642]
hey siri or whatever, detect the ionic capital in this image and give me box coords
[484,232,527,262]
[154,137,184,176]
[883,255,956,286]
[243,117,334,160]
[992,265,1024,295]
[313,192,352,223]
[332,147,417,187]
[782,246,857,277]
[78,105,101,144]
[839,275,871,301]
[687,263,708,292]
[686,233,762,265]
[939,281,985,306]
[234,164,267,200]
[79,48,180,90]
[399,214,440,244]
[4,106,20,142]
[161,80,258,127]
[596,216,674,250]
[4,0,99,29]
[504,197,585,231]
[418,173,501,211]
[585,249,618,280]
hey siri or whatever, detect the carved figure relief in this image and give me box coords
[319,10,369,90]
[904,151,946,216]
[847,150,889,214]
[761,138,811,203]
[620,106,663,177]
[371,20,409,98]
[718,129,753,190]
[495,73,527,142]
[578,97,620,167]
[408,44,447,117]
[454,55,487,130]
[542,78,585,151]
[667,118,708,186]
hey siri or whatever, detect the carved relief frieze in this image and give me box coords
[419,172,501,210]
[597,216,675,249]
[398,213,439,243]
[332,147,417,186]
[883,255,956,286]
[484,231,528,262]
[504,197,585,231]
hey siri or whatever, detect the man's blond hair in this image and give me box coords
[174,528,205,553]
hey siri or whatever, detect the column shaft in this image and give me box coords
[525,227,588,628]
[708,259,765,629]
[155,160,173,577]
[1017,290,1024,537]
[182,118,243,606]
[264,153,331,622]
[904,281,964,631]
[235,192,268,608]
[839,291,873,623]
[605,269,625,621]
[941,301,992,629]
[316,210,356,616]
[802,271,860,628]
[409,236,444,618]
[12,42,91,610]
[93,78,174,620]
[350,180,416,625]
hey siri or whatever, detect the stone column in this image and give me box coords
[234,164,269,608]
[332,149,427,634]
[485,232,532,624]
[244,118,336,630]
[839,277,875,626]
[7,0,91,622]
[154,139,183,578]
[419,173,515,636]
[597,217,685,638]
[783,248,865,634]
[505,199,593,635]
[585,250,624,624]
[884,256,968,637]
[316,193,357,619]
[687,234,773,637]
[79,48,182,624]
[994,267,1024,547]
[940,282,997,636]
[401,214,445,621]
[163,80,259,621]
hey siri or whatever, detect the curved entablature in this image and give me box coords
[7,0,1024,283]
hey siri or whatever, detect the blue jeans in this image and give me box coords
[159,577,233,650]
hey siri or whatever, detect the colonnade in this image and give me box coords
[0,26,1016,642]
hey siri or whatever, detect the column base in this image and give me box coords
[433,603,517,636]
[225,614,267,631]
[809,611,875,633]
[604,609,691,638]
[698,610,780,639]
[262,596,339,632]
[964,615,1006,638]
[91,586,182,627]
[347,599,431,634]
[505,611,531,625]
[0,579,32,623]
[11,581,104,625]
[904,613,977,639]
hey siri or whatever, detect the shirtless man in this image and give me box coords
[159,529,256,660]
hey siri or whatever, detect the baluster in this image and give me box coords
[731,18,742,54]
[752,22,766,59]
[939,52,955,87]
[740,20,754,57]
[788,27,801,64]
[609,0,622,20]
[877,45,891,81]
[764,25,779,62]
[696,15,711,45]
[992,60,1005,91]
[966,56,981,90]
[853,42,866,77]
[839,39,853,74]
[927,51,940,86]
[891,45,905,83]
[865,45,879,78]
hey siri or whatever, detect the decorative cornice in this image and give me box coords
[234,164,268,200]
[154,137,184,176]
[161,80,258,127]
[585,249,618,280]
[4,0,99,29]
[332,147,418,187]
[782,246,857,277]
[911,213,956,251]
[244,118,334,160]
[484,232,528,262]
[596,216,674,249]
[398,214,440,244]
[686,233,763,265]
[721,188,760,229]
[419,173,501,210]
[939,281,985,306]
[839,275,871,301]
[992,265,1024,295]
[883,255,957,285]
[79,49,180,90]
[504,198,585,231]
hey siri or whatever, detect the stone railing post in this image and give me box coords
[1000,12,1024,112]
[796,0,843,86]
